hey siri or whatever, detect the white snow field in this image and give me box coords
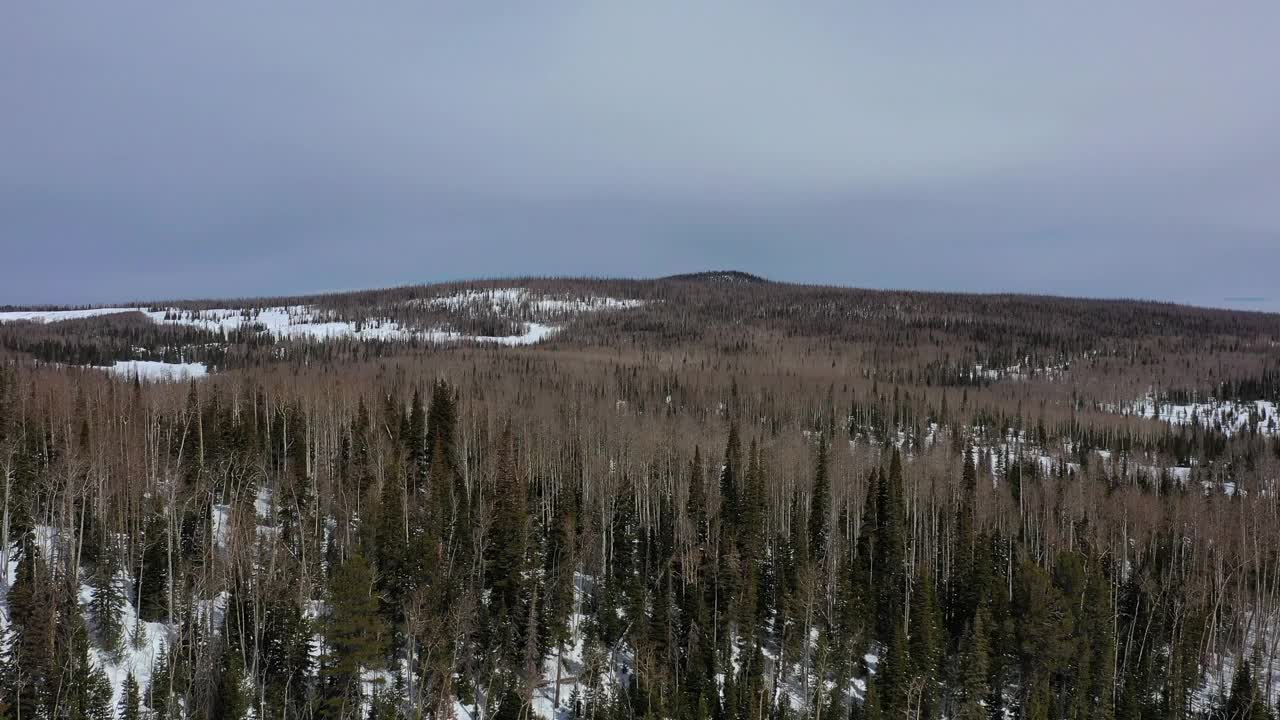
[1,527,170,712]
[1108,396,1279,436]
[2,290,645,352]
[424,287,646,316]
[144,304,575,345]
[94,360,209,381]
[140,306,418,341]
[0,307,138,323]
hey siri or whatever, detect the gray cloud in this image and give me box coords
[2,2,1278,310]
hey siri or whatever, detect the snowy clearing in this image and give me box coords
[0,307,139,323]
[94,359,209,381]
[1107,397,1279,436]
[147,305,559,346]
[424,288,646,316]
[142,306,417,342]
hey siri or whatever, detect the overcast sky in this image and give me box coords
[3,3,1278,310]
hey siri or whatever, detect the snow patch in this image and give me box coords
[0,307,139,323]
[1107,396,1279,436]
[95,360,209,381]
[425,288,645,314]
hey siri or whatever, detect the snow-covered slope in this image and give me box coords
[94,360,209,381]
[1108,396,1279,436]
[0,308,139,323]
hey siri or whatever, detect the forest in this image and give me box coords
[1,274,1278,720]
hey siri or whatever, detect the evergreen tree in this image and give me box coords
[1224,660,1269,720]
[874,452,908,648]
[374,467,412,631]
[861,679,883,720]
[687,446,708,546]
[809,435,830,560]
[7,542,54,716]
[949,608,990,720]
[720,421,743,538]
[1015,561,1072,719]
[486,421,529,645]
[212,639,248,720]
[947,450,979,639]
[406,386,428,494]
[88,545,126,661]
[81,663,116,720]
[137,511,171,622]
[909,573,943,720]
[0,622,16,720]
[119,672,144,720]
[322,552,386,717]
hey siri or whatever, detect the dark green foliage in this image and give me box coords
[486,420,529,651]
[6,543,55,717]
[137,511,171,622]
[88,545,126,660]
[720,421,743,537]
[874,452,908,649]
[809,435,830,560]
[1015,561,1072,717]
[374,467,413,630]
[213,638,249,720]
[909,573,943,719]
[81,664,116,720]
[949,608,990,720]
[322,552,386,716]
[119,673,144,720]
[1223,660,1271,720]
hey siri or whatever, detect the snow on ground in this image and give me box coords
[147,305,559,346]
[1196,611,1280,711]
[0,307,139,323]
[1107,396,1278,436]
[470,322,559,346]
[142,306,418,342]
[4,298,584,352]
[95,359,209,381]
[212,504,232,548]
[974,358,1070,382]
[80,578,173,710]
[424,288,646,316]
[0,527,173,711]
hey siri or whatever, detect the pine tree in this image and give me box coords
[150,647,178,720]
[261,589,313,718]
[874,452,908,648]
[949,608,990,720]
[1224,660,1269,720]
[56,596,111,720]
[878,620,911,718]
[486,421,529,640]
[861,679,883,720]
[688,446,708,546]
[406,386,428,494]
[809,435,830,560]
[374,466,412,630]
[720,421,743,538]
[137,511,171,622]
[909,573,943,720]
[1015,561,1072,719]
[947,450,979,639]
[0,622,17,720]
[322,552,386,716]
[7,542,54,716]
[212,639,248,720]
[89,545,126,661]
[119,672,144,720]
[82,663,116,720]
